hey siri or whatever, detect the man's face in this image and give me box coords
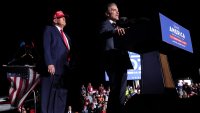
[54,16,66,28]
[106,4,119,21]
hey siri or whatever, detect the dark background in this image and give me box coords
[0,0,199,100]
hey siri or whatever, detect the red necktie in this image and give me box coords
[60,29,70,61]
[60,29,70,50]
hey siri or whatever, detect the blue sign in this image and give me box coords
[105,51,141,81]
[159,13,193,53]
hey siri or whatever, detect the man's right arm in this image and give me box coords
[43,26,53,66]
[99,22,115,39]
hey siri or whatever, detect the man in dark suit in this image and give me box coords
[99,2,133,113]
[41,10,72,113]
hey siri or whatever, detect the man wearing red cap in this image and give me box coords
[41,10,72,113]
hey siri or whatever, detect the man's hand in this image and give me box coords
[115,26,125,36]
[48,64,55,76]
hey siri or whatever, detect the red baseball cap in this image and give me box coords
[53,10,67,19]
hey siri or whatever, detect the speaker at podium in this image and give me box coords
[120,12,193,95]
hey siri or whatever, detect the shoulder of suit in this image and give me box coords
[45,25,56,29]
[45,25,58,31]
[101,20,111,26]
[103,19,110,23]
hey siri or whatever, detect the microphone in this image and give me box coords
[117,17,128,28]
[7,58,17,65]
[119,17,128,23]
[7,41,26,65]
[117,17,135,29]
[117,16,151,30]
[28,53,34,59]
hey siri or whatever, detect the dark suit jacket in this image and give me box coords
[99,19,133,70]
[43,25,71,76]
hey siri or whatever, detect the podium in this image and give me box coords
[123,12,193,95]
[2,65,36,79]
[0,65,40,112]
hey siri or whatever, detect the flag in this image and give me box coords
[7,68,40,107]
